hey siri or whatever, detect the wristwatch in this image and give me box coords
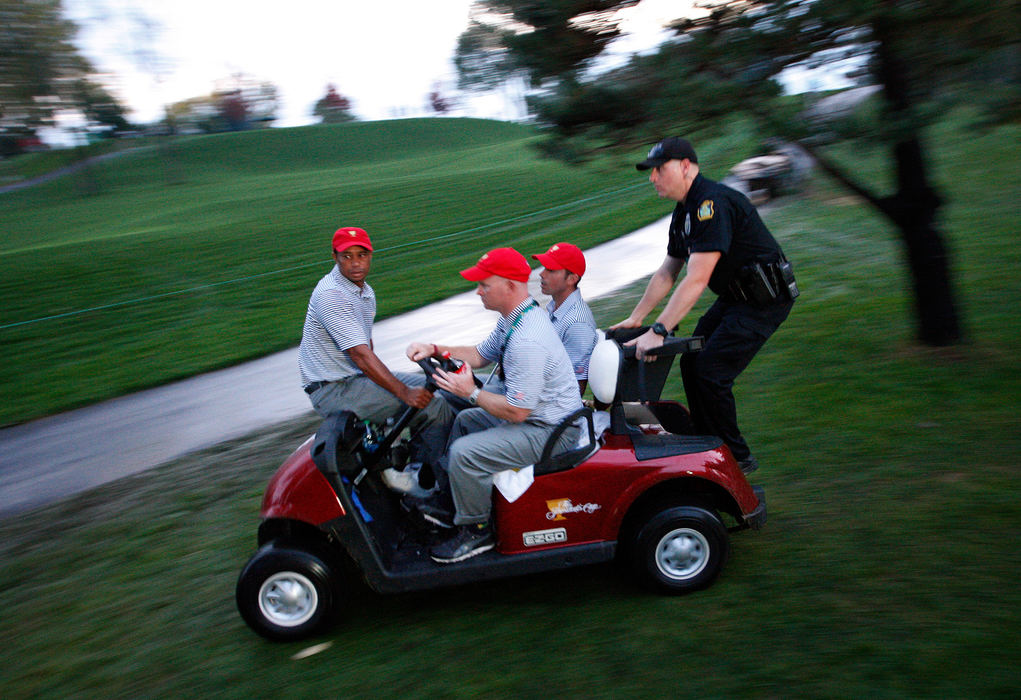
[468,387,481,405]
[652,322,670,338]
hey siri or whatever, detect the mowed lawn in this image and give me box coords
[2,117,747,427]
[0,112,1018,697]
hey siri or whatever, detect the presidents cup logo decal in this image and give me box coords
[545,498,601,521]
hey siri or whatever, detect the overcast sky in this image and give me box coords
[58,0,854,139]
[62,0,684,127]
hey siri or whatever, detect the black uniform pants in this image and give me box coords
[680,297,794,462]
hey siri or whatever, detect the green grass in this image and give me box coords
[0,111,1019,697]
[2,117,750,427]
[0,138,131,184]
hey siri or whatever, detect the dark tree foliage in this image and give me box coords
[429,87,452,114]
[77,79,131,135]
[313,84,356,124]
[220,90,247,131]
[0,0,131,150]
[164,79,277,134]
[458,0,1021,345]
[456,0,641,89]
[456,16,520,92]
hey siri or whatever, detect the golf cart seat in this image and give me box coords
[534,406,600,476]
[589,328,724,460]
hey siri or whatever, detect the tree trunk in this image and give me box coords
[872,14,964,345]
[798,136,964,346]
[883,139,963,345]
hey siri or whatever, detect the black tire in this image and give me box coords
[630,505,730,595]
[236,541,340,641]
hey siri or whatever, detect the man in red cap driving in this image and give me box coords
[531,242,598,395]
[405,247,583,563]
[298,227,454,489]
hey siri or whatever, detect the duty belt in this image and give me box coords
[725,260,799,306]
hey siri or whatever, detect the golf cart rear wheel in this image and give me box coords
[632,505,729,595]
[236,541,339,641]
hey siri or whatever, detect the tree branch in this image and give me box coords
[795,140,890,215]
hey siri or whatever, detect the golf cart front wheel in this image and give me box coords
[236,541,339,641]
[632,505,729,595]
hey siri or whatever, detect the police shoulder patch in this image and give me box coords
[697,200,714,221]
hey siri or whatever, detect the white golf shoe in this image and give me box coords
[381,464,435,498]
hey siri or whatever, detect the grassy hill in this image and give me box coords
[2,118,759,426]
[0,111,1018,697]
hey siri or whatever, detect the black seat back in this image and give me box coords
[534,407,597,476]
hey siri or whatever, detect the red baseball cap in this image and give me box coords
[532,242,586,277]
[460,248,531,283]
[332,227,373,253]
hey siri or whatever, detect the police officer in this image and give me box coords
[611,138,798,474]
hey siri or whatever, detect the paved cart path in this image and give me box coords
[0,218,669,516]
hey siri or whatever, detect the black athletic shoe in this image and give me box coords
[739,457,759,474]
[430,524,494,564]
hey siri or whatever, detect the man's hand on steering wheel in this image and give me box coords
[432,365,476,399]
[406,342,437,362]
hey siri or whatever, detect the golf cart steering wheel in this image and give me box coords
[415,357,442,391]
[415,356,484,392]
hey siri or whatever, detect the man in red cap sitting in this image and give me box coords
[298,227,454,487]
[531,242,599,395]
[406,247,583,563]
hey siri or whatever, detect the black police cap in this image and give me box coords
[636,137,698,171]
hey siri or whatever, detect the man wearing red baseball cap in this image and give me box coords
[299,227,454,491]
[531,242,598,394]
[405,247,583,563]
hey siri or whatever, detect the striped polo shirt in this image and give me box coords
[547,289,598,381]
[477,298,583,426]
[298,266,375,387]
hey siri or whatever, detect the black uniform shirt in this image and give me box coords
[667,174,785,296]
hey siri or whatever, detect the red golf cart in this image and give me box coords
[236,330,765,640]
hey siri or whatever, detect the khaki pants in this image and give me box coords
[309,372,454,467]
[446,408,579,525]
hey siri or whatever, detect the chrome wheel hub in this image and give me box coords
[655,527,710,580]
[258,571,318,627]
